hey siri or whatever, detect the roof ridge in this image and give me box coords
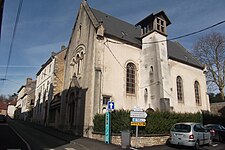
[90,7,137,28]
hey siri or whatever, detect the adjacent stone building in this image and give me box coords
[60,0,210,137]
[15,78,36,121]
[33,46,66,128]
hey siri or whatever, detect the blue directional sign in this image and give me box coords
[105,111,111,144]
[107,101,115,110]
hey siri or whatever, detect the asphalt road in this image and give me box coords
[3,119,225,150]
[8,119,70,150]
[139,142,225,150]
[0,123,29,150]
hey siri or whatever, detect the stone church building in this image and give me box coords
[60,0,210,137]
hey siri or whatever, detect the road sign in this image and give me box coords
[107,101,114,110]
[132,118,146,122]
[130,111,147,118]
[131,122,146,126]
[105,111,111,144]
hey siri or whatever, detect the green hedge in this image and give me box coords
[93,109,203,134]
[145,111,202,134]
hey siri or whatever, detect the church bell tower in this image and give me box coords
[136,11,172,111]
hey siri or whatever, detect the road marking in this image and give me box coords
[64,148,76,150]
[212,143,218,146]
[9,125,31,150]
[130,147,138,150]
[71,141,89,150]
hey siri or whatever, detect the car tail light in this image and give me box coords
[189,134,194,139]
[210,129,215,135]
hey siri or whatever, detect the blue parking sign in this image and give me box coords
[107,102,114,110]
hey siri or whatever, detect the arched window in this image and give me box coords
[176,76,183,102]
[70,45,85,78]
[126,62,136,94]
[194,81,201,105]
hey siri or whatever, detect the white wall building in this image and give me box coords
[61,0,210,137]
[33,47,66,125]
[33,54,55,124]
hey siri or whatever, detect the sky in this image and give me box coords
[0,0,225,96]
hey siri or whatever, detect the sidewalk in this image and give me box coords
[11,119,124,150]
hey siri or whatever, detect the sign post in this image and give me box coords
[130,107,147,148]
[105,101,115,144]
[105,111,111,144]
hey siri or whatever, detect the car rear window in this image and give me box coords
[171,124,191,133]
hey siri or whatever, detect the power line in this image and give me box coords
[0,65,39,68]
[107,20,225,45]
[1,0,23,93]
[4,0,23,78]
[104,40,125,70]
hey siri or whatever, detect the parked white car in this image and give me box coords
[169,122,211,150]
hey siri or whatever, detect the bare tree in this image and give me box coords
[193,32,225,101]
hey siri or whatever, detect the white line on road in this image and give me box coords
[130,147,138,150]
[64,148,76,150]
[9,125,31,150]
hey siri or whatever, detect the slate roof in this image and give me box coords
[90,7,203,70]
[167,41,204,69]
[91,8,141,47]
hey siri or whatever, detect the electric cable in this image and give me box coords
[0,0,23,94]
[107,20,225,45]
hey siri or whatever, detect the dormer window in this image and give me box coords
[156,17,166,33]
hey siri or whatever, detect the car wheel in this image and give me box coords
[219,134,222,142]
[208,137,212,146]
[166,138,171,146]
[194,140,200,150]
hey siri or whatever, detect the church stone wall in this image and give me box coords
[169,59,210,113]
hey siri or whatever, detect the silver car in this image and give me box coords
[169,122,211,149]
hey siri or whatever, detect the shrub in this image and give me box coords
[93,110,204,134]
[93,113,104,132]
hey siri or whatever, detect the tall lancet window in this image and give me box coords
[194,81,201,105]
[126,62,136,94]
[176,76,184,103]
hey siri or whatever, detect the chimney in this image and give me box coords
[61,45,66,50]
[26,78,32,85]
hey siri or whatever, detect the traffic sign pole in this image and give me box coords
[130,106,148,148]
[105,111,111,144]
[135,125,138,148]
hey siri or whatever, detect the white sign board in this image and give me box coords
[132,118,146,122]
[130,111,147,118]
